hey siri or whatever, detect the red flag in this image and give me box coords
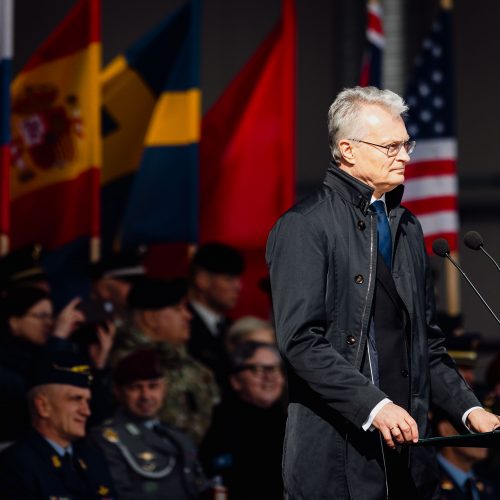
[200,0,296,317]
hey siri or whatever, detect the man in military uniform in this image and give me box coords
[432,406,496,499]
[92,349,207,499]
[111,278,220,443]
[0,351,116,499]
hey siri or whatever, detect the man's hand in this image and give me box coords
[53,297,85,339]
[466,408,500,433]
[372,402,419,449]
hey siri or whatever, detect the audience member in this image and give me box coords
[91,349,207,499]
[0,286,84,443]
[432,406,496,499]
[200,341,286,500]
[225,316,276,352]
[111,278,219,443]
[0,243,50,292]
[89,248,147,328]
[188,243,244,384]
[0,351,116,499]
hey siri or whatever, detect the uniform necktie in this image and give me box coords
[463,477,478,500]
[372,200,392,270]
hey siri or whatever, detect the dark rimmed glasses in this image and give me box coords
[350,139,416,157]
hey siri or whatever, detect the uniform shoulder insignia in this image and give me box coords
[103,428,120,443]
[51,455,62,468]
[440,479,454,490]
[125,423,140,436]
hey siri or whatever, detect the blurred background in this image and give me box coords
[4,0,500,379]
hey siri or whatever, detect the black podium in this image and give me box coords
[411,430,500,448]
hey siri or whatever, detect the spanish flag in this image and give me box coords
[101,0,200,252]
[10,0,100,250]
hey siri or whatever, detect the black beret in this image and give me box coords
[113,349,164,386]
[127,278,187,310]
[28,351,93,390]
[0,244,47,286]
[192,243,244,275]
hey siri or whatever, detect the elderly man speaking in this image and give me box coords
[266,86,500,500]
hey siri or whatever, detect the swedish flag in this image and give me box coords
[101,0,200,251]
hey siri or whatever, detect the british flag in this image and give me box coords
[403,7,458,254]
[359,0,384,87]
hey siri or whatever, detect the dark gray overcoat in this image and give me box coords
[266,164,480,500]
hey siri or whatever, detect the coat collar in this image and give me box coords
[323,162,405,215]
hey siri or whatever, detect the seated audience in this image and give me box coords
[225,316,276,352]
[111,278,219,443]
[0,351,116,499]
[432,406,496,499]
[200,341,286,500]
[0,286,84,443]
[187,243,244,384]
[91,349,207,499]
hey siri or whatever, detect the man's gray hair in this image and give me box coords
[327,86,408,165]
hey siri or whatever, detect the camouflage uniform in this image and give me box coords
[111,327,220,443]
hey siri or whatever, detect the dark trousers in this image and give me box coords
[384,446,420,500]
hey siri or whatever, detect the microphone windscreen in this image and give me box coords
[432,238,450,257]
[464,231,483,250]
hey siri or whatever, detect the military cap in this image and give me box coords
[2,286,50,318]
[113,349,164,386]
[445,332,480,368]
[28,351,93,389]
[191,243,244,276]
[127,277,187,310]
[89,248,147,282]
[0,244,47,287]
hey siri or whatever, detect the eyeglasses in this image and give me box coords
[26,312,54,322]
[350,139,416,157]
[235,363,282,377]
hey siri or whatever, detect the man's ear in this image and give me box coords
[229,374,242,393]
[142,310,158,330]
[34,393,51,418]
[338,139,356,165]
[194,270,211,292]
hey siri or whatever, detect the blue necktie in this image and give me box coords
[372,200,392,270]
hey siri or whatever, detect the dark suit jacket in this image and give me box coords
[187,303,229,386]
[0,430,116,499]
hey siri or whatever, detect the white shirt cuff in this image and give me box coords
[462,406,482,431]
[362,398,392,431]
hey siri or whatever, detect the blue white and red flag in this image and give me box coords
[403,7,458,254]
[0,0,13,241]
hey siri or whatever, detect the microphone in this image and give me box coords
[432,238,500,328]
[464,230,500,272]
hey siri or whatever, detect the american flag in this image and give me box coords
[403,7,458,254]
[359,0,384,87]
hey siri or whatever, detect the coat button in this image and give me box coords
[354,274,364,284]
[346,335,357,345]
[401,369,409,378]
[357,220,366,230]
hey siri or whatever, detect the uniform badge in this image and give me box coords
[103,428,119,443]
[78,458,87,470]
[440,479,454,490]
[138,451,156,461]
[98,485,110,496]
[51,455,62,468]
[476,481,485,492]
